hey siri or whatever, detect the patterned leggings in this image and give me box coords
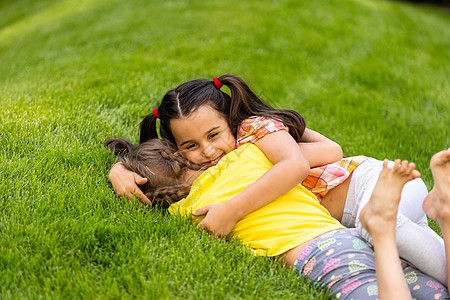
[293,229,449,299]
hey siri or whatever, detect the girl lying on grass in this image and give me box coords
[108,74,447,285]
[105,137,449,299]
[110,74,343,236]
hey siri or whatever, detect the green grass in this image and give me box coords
[0,0,449,298]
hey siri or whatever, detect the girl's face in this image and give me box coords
[169,105,236,166]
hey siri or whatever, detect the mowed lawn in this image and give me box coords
[0,0,449,298]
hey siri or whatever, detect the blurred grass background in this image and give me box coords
[0,0,449,298]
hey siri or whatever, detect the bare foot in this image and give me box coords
[359,159,421,235]
[423,149,450,223]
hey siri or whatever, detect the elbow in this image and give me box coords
[332,142,344,161]
[291,155,311,182]
[322,140,343,162]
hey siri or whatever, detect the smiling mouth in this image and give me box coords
[206,154,224,166]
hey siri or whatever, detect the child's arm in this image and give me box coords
[298,128,343,167]
[193,130,312,237]
[108,162,152,205]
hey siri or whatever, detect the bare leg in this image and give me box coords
[423,149,450,223]
[423,148,450,288]
[359,159,420,300]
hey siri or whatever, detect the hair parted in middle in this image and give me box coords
[140,74,306,145]
[104,138,204,208]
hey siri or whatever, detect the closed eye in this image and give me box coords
[185,143,197,150]
[209,132,219,139]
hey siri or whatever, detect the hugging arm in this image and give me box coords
[108,162,152,205]
[194,128,343,237]
[194,130,312,237]
[298,128,343,167]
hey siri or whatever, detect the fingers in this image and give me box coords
[121,183,152,206]
[136,192,152,206]
[135,176,148,185]
[195,222,204,232]
[192,205,209,216]
[195,221,225,238]
[194,206,220,237]
[196,221,212,235]
[110,165,151,205]
[128,174,150,205]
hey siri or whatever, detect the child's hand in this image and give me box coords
[109,162,152,206]
[192,203,239,238]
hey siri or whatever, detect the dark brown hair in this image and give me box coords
[140,74,306,144]
[104,138,204,208]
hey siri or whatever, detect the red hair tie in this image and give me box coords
[152,107,159,118]
[213,77,223,89]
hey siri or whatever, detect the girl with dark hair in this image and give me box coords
[107,75,446,285]
[109,74,343,235]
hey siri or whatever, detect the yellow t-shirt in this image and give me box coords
[169,143,344,256]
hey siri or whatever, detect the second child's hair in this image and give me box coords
[140,74,306,144]
[104,138,204,208]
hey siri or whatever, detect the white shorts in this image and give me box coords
[341,158,428,228]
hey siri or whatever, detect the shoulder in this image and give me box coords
[236,116,288,146]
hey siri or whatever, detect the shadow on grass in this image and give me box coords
[394,0,450,10]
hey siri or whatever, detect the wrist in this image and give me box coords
[109,162,125,181]
[223,199,246,222]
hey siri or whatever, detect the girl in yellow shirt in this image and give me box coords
[106,137,449,299]
[107,73,446,286]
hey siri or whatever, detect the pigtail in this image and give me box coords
[150,185,191,206]
[218,75,271,134]
[274,109,306,141]
[218,74,306,142]
[140,113,159,144]
[104,138,136,156]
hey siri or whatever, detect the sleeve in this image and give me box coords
[236,116,288,147]
[302,164,350,201]
[302,156,367,201]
